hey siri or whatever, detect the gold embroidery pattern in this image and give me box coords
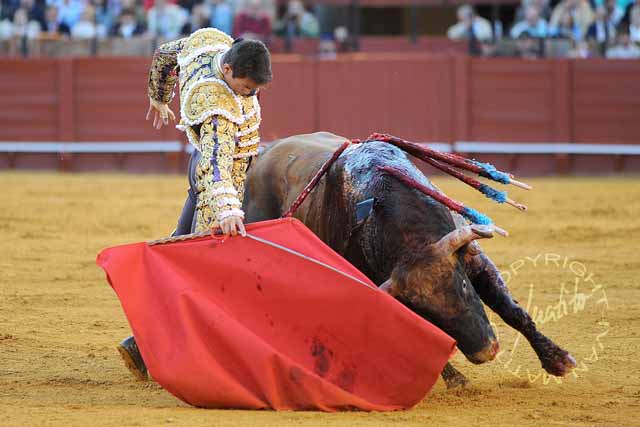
[178,28,233,65]
[194,116,244,232]
[232,157,250,203]
[182,80,243,126]
[178,58,213,94]
[235,99,260,158]
[147,38,186,103]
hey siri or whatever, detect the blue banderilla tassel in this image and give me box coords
[469,160,511,185]
[461,206,493,225]
[478,184,508,203]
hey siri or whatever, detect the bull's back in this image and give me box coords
[244,132,347,222]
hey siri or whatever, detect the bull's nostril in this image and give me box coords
[490,340,500,357]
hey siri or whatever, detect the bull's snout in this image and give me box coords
[467,340,500,364]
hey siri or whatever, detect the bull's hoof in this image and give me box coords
[117,336,148,381]
[538,341,577,376]
[444,373,470,389]
[441,362,470,389]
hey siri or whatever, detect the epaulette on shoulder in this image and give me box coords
[180,79,243,127]
[178,28,233,67]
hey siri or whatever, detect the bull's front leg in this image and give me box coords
[440,362,469,389]
[465,251,576,376]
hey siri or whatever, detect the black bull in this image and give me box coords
[173,132,576,385]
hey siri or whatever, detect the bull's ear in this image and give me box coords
[465,241,482,256]
[355,198,375,222]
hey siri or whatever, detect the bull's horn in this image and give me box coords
[435,225,495,257]
[379,278,394,294]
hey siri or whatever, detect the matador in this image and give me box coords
[118,28,273,381]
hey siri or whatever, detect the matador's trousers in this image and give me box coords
[172,149,200,236]
[171,149,252,236]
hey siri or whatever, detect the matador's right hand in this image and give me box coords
[146,97,176,130]
[218,215,247,237]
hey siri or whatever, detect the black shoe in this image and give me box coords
[117,336,148,381]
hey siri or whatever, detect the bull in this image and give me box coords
[242,132,576,386]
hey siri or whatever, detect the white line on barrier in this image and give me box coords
[0,142,183,153]
[0,141,639,155]
[455,142,640,155]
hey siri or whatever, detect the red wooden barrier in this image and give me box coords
[0,59,58,141]
[572,59,640,144]
[1,54,639,174]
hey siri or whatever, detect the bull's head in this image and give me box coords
[381,224,499,364]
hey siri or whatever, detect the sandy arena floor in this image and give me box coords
[1,172,639,427]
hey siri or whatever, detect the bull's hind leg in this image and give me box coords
[465,252,576,376]
[441,362,469,389]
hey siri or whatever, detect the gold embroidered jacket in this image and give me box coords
[147,28,261,226]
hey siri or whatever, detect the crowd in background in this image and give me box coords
[1,0,640,58]
[0,0,319,42]
[448,0,640,58]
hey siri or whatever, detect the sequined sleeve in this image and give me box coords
[235,96,261,157]
[197,115,244,224]
[147,38,186,104]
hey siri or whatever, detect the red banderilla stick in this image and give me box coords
[282,141,351,218]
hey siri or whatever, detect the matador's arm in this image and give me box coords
[231,116,260,204]
[197,116,245,224]
[147,38,186,104]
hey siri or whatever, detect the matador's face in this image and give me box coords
[221,63,265,97]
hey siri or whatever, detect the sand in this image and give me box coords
[1,172,639,426]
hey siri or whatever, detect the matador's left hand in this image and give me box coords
[146,97,176,130]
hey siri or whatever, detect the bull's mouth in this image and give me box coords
[465,340,500,364]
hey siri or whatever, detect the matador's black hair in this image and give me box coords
[222,39,272,85]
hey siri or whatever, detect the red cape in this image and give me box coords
[97,217,455,411]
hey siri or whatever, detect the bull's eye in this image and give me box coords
[462,280,467,290]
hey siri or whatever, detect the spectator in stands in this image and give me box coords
[333,25,349,52]
[515,0,551,22]
[446,4,492,42]
[177,0,198,13]
[594,0,634,26]
[1,6,41,38]
[17,0,46,29]
[549,0,594,38]
[143,0,177,12]
[515,29,543,57]
[92,0,118,38]
[586,5,616,44]
[0,18,9,40]
[511,5,549,38]
[181,2,209,35]
[549,9,581,39]
[630,5,640,42]
[111,8,145,37]
[274,0,319,38]
[120,0,146,27]
[317,33,336,59]
[606,28,640,57]
[147,0,188,39]
[43,4,70,35]
[1,0,19,21]
[49,0,85,29]
[70,3,98,38]
[234,0,271,41]
[568,39,592,57]
[205,0,233,35]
